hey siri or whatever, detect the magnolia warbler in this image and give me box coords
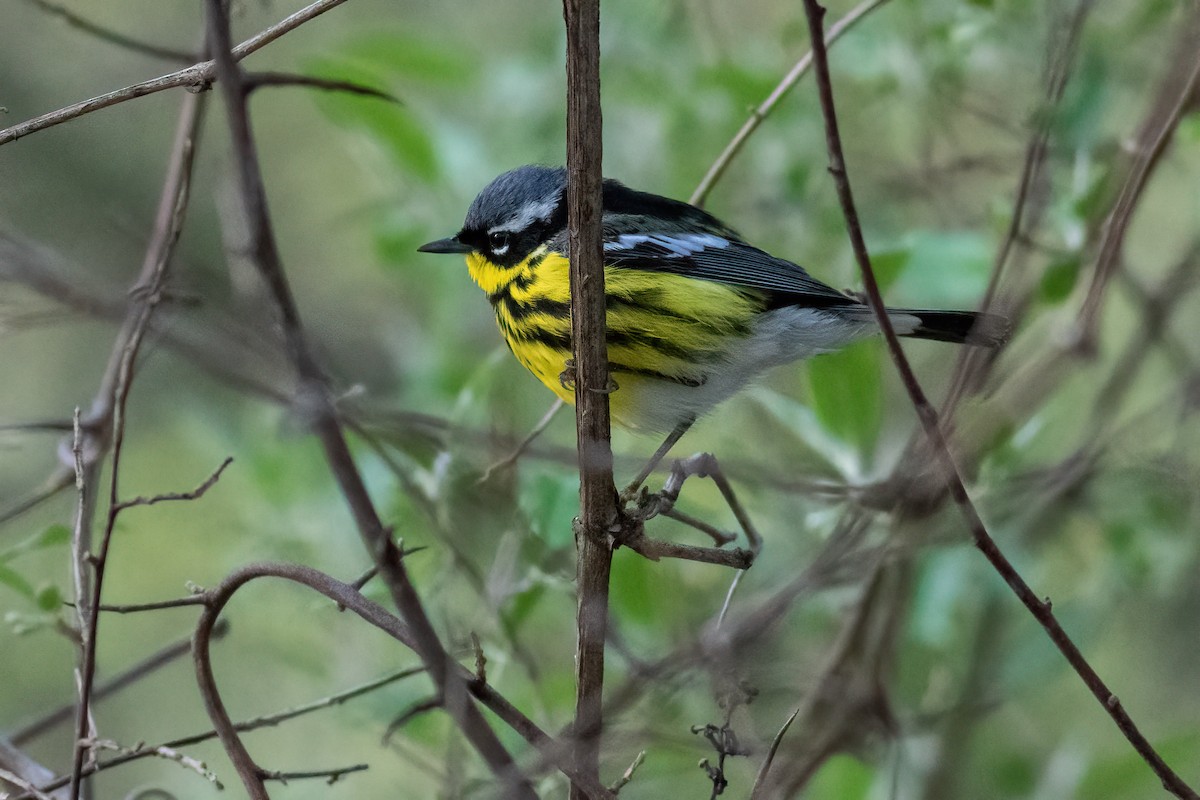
[420,165,1005,435]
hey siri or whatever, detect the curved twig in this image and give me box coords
[202,0,538,794]
[23,0,195,62]
[191,561,614,800]
[799,2,1200,797]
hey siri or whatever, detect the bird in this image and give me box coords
[419,165,1005,438]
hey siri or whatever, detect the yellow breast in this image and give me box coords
[465,248,761,429]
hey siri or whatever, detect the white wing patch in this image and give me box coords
[606,232,730,257]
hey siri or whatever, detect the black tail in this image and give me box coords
[895,309,1010,347]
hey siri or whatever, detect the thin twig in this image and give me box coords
[23,0,195,62]
[608,751,645,794]
[0,0,352,146]
[0,766,57,800]
[382,696,443,743]
[202,0,535,794]
[0,468,74,527]
[799,2,1200,796]
[17,662,426,800]
[88,738,222,790]
[260,764,368,784]
[68,89,204,800]
[186,561,612,800]
[113,456,232,512]
[939,0,1094,419]
[91,597,208,613]
[11,622,228,746]
[478,398,565,484]
[689,0,891,207]
[747,706,802,800]
[1075,33,1200,346]
[245,71,400,103]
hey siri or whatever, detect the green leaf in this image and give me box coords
[1179,111,1200,145]
[1039,257,1081,305]
[869,247,910,294]
[305,56,439,181]
[0,523,70,562]
[341,33,474,86]
[805,340,882,457]
[0,562,36,599]
[519,470,579,550]
[609,552,657,627]
[806,754,872,799]
[891,230,991,307]
[697,62,778,109]
[743,387,852,478]
[502,582,547,634]
[35,584,63,612]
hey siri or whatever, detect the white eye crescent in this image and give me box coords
[489,231,511,255]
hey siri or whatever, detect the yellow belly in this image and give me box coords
[466,249,761,430]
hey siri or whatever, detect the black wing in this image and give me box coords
[587,179,854,307]
[601,229,854,308]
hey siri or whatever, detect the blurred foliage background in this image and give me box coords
[2,0,1199,797]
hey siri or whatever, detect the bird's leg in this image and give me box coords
[617,450,760,570]
[651,452,762,555]
[616,418,759,568]
[620,416,695,501]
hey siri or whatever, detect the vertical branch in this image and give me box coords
[563,0,616,797]
[799,2,1200,798]
[201,3,533,797]
[68,88,205,800]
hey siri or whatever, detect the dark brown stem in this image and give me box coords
[68,87,204,800]
[202,2,535,796]
[799,1,1199,797]
[14,664,426,798]
[244,71,400,103]
[188,562,611,800]
[23,0,195,62]
[563,1,616,797]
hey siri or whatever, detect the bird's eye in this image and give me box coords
[489,231,510,252]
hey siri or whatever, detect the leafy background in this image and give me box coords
[1,0,1199,797]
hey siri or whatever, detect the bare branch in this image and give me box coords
[187,561,612,800]
[68,89,205,800]
[11,623,227,746]
[245,71,400,103]
[91,597,208,614]
[0,0,352,146]
[113,456,233,512]
[478,398,565,484]
[260,764,368,784]
[382,697,443,743]
[562,4,619,798]
[608,751,645,795]
[201,0,535,794]
[799,2,1200,796]
[690,0,891,207]
[0,467,73,527]
[23,0,195,62]
[1075,20,1200,346]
